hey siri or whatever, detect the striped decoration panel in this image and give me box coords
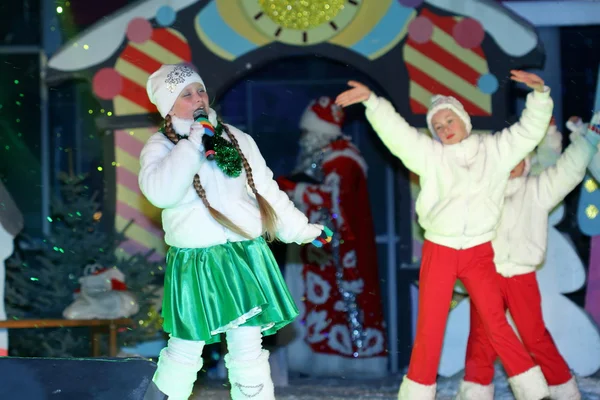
[113,28,192,115]
[111,28,192,259]
[404,9,492,116]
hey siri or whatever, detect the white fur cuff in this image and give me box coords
[397,375,436,400]
[549,376,581,400]
[456,379,494,400]
[508,365,550,400]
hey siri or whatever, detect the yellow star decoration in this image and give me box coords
[585,178,598,193]
[258,0,346,30]
[586,204,599,219]
[142,306,164,332]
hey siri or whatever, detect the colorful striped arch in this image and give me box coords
[114,28,192,115]
[404,9,492,116]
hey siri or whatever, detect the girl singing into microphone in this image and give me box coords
[140,64,329,400]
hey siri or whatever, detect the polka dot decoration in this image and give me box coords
[477,73,499,94]
[453,18,485,49]
[408,16,433,44]
[156,5,176,27]
[126,18,153,43]
[92,68,123,100]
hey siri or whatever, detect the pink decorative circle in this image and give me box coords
[92,68,123,100]
[126,18,153,43]
[452,18,485,49]
[408,16,433,44]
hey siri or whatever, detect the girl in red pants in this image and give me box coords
[336,71,553,400]
[457,112,600,400]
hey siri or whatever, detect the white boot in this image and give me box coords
[508,366,550,400]
[549,376,581,400]
[225,349,275,400]
[397,375,436,400]
[455,379,494,400]
[153,348,203,400]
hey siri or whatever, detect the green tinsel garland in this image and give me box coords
[213,123,243,178]
[160,122,243,178]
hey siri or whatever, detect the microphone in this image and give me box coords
[193,108,216,161]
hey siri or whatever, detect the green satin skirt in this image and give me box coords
[161,237,299,343]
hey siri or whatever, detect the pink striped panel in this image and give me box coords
[115,130,146,158]
[116,200,164,239]
[116,166,142,194]
[119,239,164,262]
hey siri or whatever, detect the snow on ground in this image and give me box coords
[192,364,600,399]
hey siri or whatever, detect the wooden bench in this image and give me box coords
[0,318,133,357]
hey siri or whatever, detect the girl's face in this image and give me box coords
[169,82,209,119]
[431,109,468,145]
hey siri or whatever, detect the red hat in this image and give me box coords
[299,96,345,136]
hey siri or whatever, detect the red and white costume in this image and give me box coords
[363,89,554,400]
[277,97,387,377]
[457,120,599,400]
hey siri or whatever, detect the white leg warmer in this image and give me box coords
[225,326,274,400]
[153,336,205,400]
[226,326,263,361]
[454,379,494,400]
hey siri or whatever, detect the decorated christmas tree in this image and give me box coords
[5,172,164,357]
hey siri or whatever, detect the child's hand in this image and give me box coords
[335,81,372,107]
[311,226,333,248]
[510,70,545,92]
[566,116,586,136]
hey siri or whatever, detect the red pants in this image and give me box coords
[407,241,535,385]
[464,271,572,386]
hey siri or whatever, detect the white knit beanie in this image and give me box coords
[146,64,205,118]
[426,95,472,139]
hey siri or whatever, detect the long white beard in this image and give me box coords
[299,132,335,154]
[295,131,341,172]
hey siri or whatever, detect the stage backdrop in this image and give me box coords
[46,0,544,262]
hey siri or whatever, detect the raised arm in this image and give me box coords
[489,71,554,172]
[138,130,204,209]
[534,118,599,210]
[336,81,435,176]
[239,129,322,244]
[533,119,563,170]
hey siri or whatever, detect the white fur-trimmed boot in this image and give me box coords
[152,348,203,400]
[549,376,581,400]
[508,366,550,400]
[454,379,494,400]
[397,375,436,400]
[225,349,275,400]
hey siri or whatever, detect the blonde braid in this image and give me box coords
[221,123,278,242]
